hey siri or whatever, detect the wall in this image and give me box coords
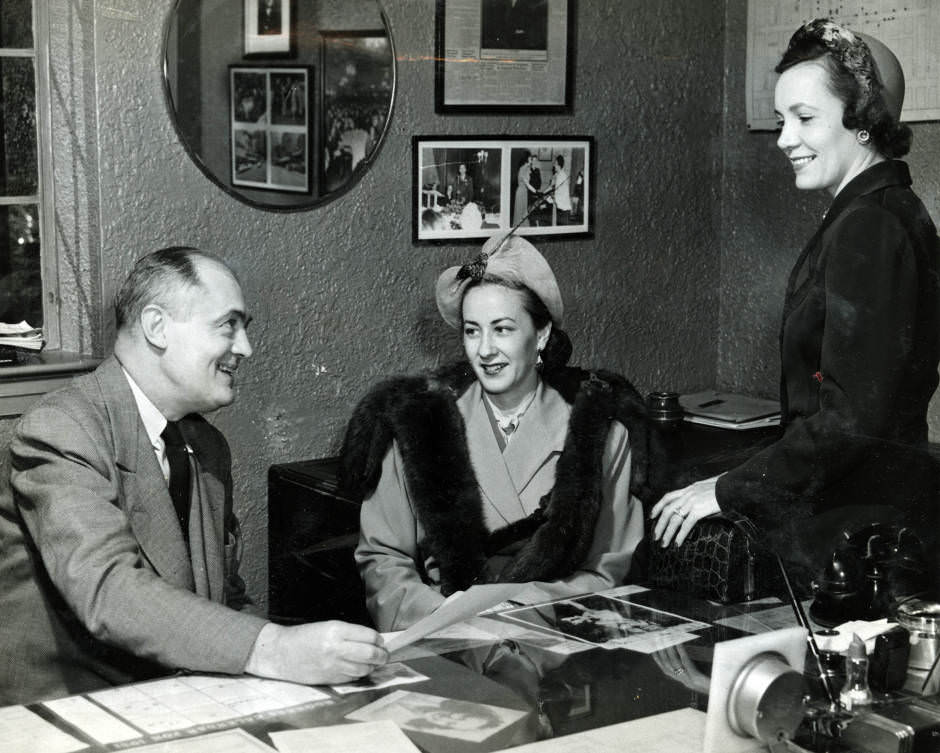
[15,0,725,609]
[718,0,940,441]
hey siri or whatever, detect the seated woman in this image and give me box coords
[343,236,653,631]
[652,19,940,584]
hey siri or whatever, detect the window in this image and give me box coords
[0,0,51,341]
[0,2,97,418]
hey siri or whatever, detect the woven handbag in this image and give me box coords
[646,512,769,603]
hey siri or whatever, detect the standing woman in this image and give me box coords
[652,19,940,577]
[343,236,651,631]
[513,153,535,226]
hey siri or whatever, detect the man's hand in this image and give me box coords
[245,621,388,685]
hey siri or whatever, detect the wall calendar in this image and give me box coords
[746,0,940,130]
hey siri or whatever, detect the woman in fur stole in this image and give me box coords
[343,235,652,631]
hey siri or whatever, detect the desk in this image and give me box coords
[3,586,845,753]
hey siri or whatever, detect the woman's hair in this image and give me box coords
[462,275,572,369]
[775,30,911,157]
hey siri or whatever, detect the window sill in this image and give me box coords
[0,351,102,418]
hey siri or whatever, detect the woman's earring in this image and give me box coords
[536,349,543,369]
[856,129,871,145]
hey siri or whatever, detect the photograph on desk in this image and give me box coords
[500,593,709,652]
[346,689,527,744]
[413,135,592,243]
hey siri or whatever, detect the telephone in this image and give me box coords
[809,524,928,627]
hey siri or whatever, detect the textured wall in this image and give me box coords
[8,1,724,609]
[718,0,940,447]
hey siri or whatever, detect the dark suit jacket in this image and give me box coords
[0,356,267,704]
[716,161,940,569]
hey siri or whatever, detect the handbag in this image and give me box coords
[645,511,770,603]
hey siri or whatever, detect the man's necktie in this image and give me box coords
[161,421,191,541]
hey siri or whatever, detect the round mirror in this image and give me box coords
[163,0,396,211]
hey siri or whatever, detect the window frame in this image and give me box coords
[0,0,100,417]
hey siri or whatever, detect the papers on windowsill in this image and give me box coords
[0,320,43,351]
[680,390,780,430]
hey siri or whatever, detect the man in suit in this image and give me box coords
[0,247,386,704]
[258,0,281,35]
[480,0,548,52]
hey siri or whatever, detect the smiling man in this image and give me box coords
[0,247,386,704]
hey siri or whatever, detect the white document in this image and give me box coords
[493,707,713,753]
[270,720,420,753]
[90,675,329,735]
[44,695,141,744]
[122,729,277,752]
[715,599,817,634]
[383,583,525,653]
[330,663,428,695]
[0,705,88,753]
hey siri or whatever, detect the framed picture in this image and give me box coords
[413,135,592,243]
[320,30,394,195]
[434,0,574,113]
[243,0,295,58]
[230,66,311,194]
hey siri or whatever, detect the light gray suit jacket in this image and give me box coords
[0,356,267,704]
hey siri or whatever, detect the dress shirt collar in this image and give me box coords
[121,366,168,448]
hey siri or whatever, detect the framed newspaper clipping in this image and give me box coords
[434,0,575,113]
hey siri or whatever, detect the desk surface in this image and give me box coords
[3,586,861,753]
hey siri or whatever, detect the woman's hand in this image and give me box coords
[652,643,710,694]
[650,475,722,547]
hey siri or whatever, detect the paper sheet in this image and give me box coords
[0,705,88,753]
[330,663,428,695]
[715,600,818,634]
[270,720,421,753]
[120,729,277,752]
[89,675,329,734]
[44,695,141,744]
[384,583,525,653]
[492,707,716,753]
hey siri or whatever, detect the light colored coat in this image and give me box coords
[356,380,643,631]
[0,356,266,704]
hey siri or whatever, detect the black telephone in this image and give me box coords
[809,524,928,627]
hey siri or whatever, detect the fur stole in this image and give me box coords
[340,362,658,594]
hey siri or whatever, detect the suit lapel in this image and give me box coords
[101,357,195,591]
[459,383,525,527]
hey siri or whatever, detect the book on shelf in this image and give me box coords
[680,390,781,430]
[0,320,43,351]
